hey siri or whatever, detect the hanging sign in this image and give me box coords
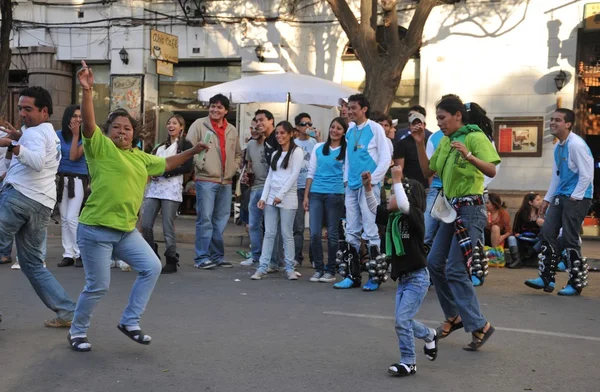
[156,60,174,77]
[150,29,179,63]
[584,3,600,31]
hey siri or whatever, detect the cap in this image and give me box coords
[338,97,349,106]
[392,119,398,127]
[408,112,425,124]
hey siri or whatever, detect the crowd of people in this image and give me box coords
[0,60,593,375]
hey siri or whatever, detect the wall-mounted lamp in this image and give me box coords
[254,44,265,62]
[119,47,129,65]
[554,69,567,91]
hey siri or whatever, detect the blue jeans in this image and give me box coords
[0,185,75,320]
[395,268,434,365]
[257,205,296,273]
[345,185,380,251]
[195,181,232,264]
[70,224,162,335]
[249,187,283,267]
[427,203,487,332]
[424,187,441,248]
[0,179,13,258]
[309,192,344,274]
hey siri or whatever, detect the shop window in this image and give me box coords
[74,64,110,126]
[157,62,241,142]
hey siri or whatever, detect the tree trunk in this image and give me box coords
[363,56,409,114]
[0,0,13,121]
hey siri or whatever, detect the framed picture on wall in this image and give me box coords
[493,116,544,157]
[110,75,144,120]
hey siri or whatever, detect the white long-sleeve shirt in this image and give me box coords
[344,119,392,189]
[260,147,304,209]
[545,131,594,201]
[0,129,8,178]
[4,122,61,209]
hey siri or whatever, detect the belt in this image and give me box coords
[450,194,484,208]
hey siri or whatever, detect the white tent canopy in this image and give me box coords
[197,72,358,107]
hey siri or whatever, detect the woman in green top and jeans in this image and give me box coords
[413,96,500,351]
[68,61,208,352]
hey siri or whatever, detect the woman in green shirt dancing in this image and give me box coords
[413,95,500,352]
[68,61,208,352]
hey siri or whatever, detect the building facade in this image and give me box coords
[4,0,593,196]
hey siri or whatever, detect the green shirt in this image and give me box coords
[79,126,166,232]
[429,125,500,199]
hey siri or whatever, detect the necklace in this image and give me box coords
[353,123,366,151]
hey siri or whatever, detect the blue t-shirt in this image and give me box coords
[309,143,345,195]
[57,130,88,175]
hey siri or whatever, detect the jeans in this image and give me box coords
[0,179,13,258]
[293,189,306,263]
[424,187,442,248]
[0,185,75,320]
[195,181,232,264]
[427,203,487,332]
[345,185,380,251]
[249,187,283,267]
[141,197,180,257]
[541,195,591,254]
[59,177,85,259]
[309,192,344,274]
[395,268,434,365]
[257,205,296,273]
[70,224,162,336]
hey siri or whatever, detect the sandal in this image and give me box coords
[423,330,438,361]
[463,323,495,351]
[68,334,92,352]
[387,363,417,377]
[436,315,463,339]
[117,324,152,345]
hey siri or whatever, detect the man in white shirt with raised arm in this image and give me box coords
[0,86,76,327]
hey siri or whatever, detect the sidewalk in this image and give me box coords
[46,214,600,260]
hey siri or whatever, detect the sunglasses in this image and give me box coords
[299,122,312,127]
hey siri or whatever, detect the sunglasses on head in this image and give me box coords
[299,121,312,127]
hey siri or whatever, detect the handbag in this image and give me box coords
[431,189,457,223]
[430,148,457,223]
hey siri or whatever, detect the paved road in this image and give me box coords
[1,238,599,392]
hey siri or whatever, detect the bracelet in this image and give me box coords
[465,151,472,160]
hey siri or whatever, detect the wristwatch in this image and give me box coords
[7,141,18,152]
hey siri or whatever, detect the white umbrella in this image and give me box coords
[197,73,358,117]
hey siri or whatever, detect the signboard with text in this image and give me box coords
[584,3,600,31]
[150,29,179,64]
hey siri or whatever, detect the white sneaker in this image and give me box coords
[240,258,256,266]
[251,271,266,280]
[318,272,336,283]
[43,262,47,268]
[286,270,299,280]
[11,261,20,270]
[309,272,323,282]
[110,259,117,268]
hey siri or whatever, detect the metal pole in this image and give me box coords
[286,92,290,121]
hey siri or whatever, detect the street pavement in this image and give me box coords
[1,234,600,392]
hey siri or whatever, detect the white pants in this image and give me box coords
[345,185,381,251]
[59,177,84,259]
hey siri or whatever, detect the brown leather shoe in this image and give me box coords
[0,256,13,265]
[44,318,72,328]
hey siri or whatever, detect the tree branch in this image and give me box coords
[381,0,400,54]
[326,0,360,45]
[402,0,438,55]
[0,0,13,119]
